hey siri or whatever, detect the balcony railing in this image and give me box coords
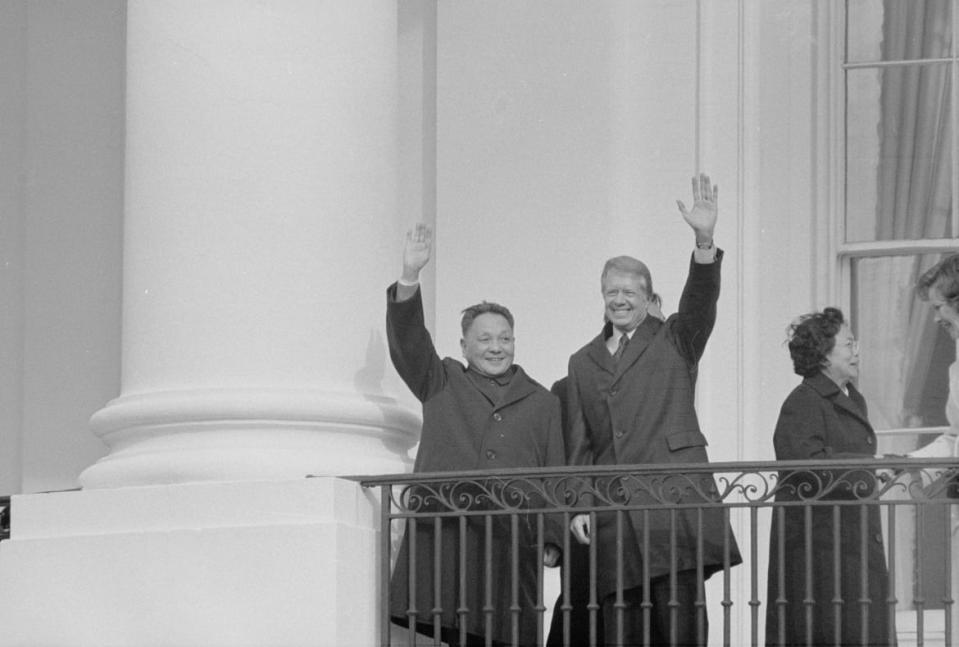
[0,496,9,542]
[360,458,959,647]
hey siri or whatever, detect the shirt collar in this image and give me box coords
[467,365,515,386]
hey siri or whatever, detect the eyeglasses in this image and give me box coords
[841,339,860,353]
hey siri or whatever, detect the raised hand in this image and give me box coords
[402,222,433,283]
[676,173,718,240]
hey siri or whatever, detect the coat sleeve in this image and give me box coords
[564,359,595,468]
[773,387,832,460]
[671,249,723,364]
[385,282,446,402]
[541,393,567,549]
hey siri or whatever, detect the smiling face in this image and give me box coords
[460,313,515,377]
[602,269,649,333]
[928,285,959,341]
[822,324,860,387]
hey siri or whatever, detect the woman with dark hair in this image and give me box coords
[765,307,894,647]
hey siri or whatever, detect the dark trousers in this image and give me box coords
[546,540,605,646]
[601,570,707,647]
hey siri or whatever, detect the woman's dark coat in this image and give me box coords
[386,284,565,646]
[765,372,894,647]
[565,251,742,599]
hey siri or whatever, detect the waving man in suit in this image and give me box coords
[565,174,742,647]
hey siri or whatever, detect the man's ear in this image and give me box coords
[460,338,466,355]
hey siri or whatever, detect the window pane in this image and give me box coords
[845,63,953,242]
[847,0,953,63]
[851,254,954,434]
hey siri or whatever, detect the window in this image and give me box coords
[841,0,958,448]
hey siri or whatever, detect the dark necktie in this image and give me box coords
[613,333,629,363]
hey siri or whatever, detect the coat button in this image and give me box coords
[866,437,873,445]
[610,387,618,396]
[875,533,883,543]
[615,430,624,438]
[486,450,496,460]
[493,412,503,422]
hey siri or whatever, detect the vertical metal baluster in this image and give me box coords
[485,514,493,646]
[408,516,418,647]
[696,506,706,645]
[944,501,954,646]
[775,505,786,646]
[915,501,926,647]
[747,506,759,647]
[561,510,571,647]
[459,515,468,647]
[831,504,841,647]
[535,512,546,645]
[433,516,443,645]
[669,507,678,647]
[859,503,870,646]
[589,509,599,647]
[642,508,651,647]
[511,512,520,647]
[721,506,732,647]
[380,485,392,647]
[615,508,625,647]
[805,504,814,646]
[886,504,898,647]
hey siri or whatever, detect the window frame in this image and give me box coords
[831,0,959,439]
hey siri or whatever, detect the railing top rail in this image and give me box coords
[348,457,959,487]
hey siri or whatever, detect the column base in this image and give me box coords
[81,388,419,488]
[0,478,379,647]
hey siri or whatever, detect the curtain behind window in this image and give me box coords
[857,0,953,435]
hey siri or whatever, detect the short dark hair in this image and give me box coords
[461,301,514,336]
[917,253,959,308]
[786,307,846,378]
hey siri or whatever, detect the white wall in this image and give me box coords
[0,1,125,494]
[0,1,28,497]
[421,0,823,464]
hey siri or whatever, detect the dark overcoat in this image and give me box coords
[386,284,565,646]
[765,372,893,647]
[565,251,742,598]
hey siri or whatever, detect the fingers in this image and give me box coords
[692,173,718,204]
[407,222,433,244]
[570,514,591,545]
[676,199,688,216]
[543,544,561,568]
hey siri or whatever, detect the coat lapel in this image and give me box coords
[495,366,539,411]
[804,373,872,428]
[586,326,616,375]
[612,317,660,380]
[586,318,662,378]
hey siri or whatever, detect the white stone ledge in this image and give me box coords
[11,477,378,539]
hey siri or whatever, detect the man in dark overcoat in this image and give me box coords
[387,223,565,647]
[565,174,742,646]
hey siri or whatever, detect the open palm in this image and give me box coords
[402,223,433,279]
[676,173,718,236]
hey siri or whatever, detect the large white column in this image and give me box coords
[80,0,417,489]
[0,3,414,645]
